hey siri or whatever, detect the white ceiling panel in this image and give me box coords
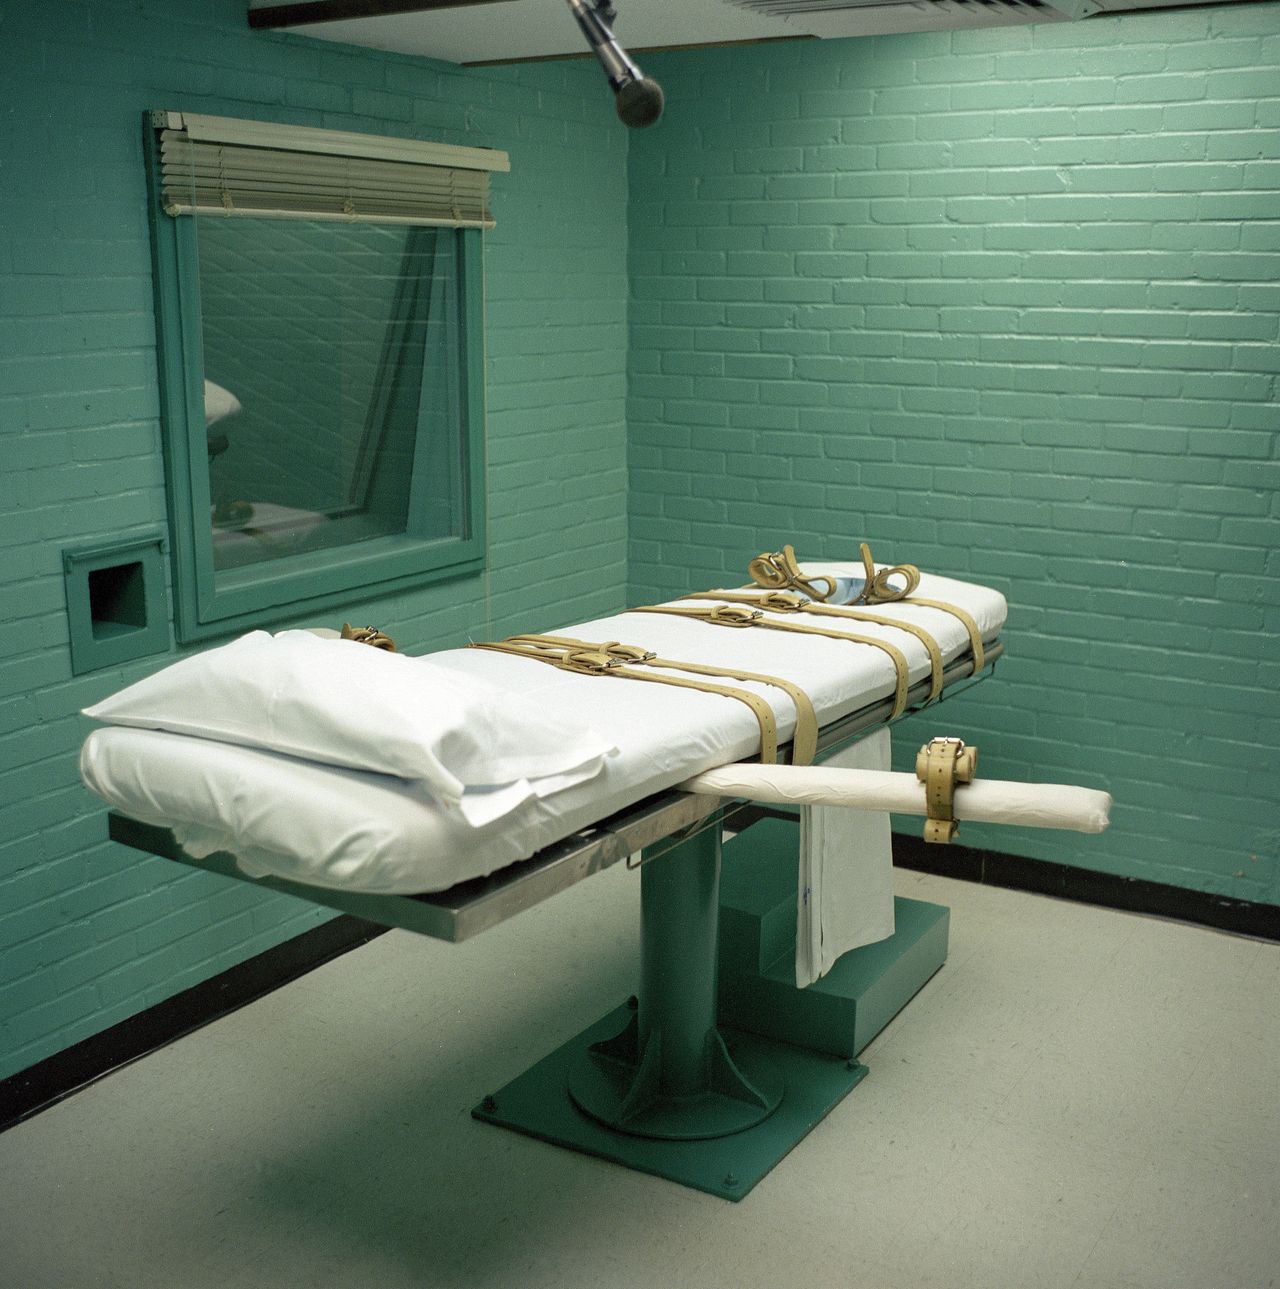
[248,0,800,65]
[247,0,1260,65]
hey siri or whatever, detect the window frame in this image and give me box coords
[144,120,487,644]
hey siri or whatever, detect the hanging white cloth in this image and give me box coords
[795,727,895,988]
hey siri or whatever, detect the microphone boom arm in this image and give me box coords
[566,0,665,128]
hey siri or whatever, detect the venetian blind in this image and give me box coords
[154,111,509,229]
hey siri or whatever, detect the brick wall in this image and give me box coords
[4,0,1278,1088]
[0,0,630,1081]
[627,5,1280,901]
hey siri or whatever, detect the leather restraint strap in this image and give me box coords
[341,623,396,651]
[468,636,784,765]
[497,633,818,765]
[749,544,985,673]
[629,602,911,720]
[855,544,985,672]
[904,598,983,672]
[915,736,978,844]
[747,543,837,602]
[855,542,921,605]
[681,589,946,705]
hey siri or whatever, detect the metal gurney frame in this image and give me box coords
[106,639,1001,1199]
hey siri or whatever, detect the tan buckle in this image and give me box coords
[603,642,656,663]
[562,649,623,674]
[758,591,806,613]
[709,604,764,627]
[915,736,978,844]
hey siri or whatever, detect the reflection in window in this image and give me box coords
[196,219,463,571]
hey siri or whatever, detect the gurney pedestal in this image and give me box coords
[472,814,944,1200]
[566,823,786,1140]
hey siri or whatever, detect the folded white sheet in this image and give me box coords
[796,728,895,988]
[79,562,1007,894]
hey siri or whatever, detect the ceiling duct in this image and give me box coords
[727,0,1099,37]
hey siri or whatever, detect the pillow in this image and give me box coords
[83,630,616,807]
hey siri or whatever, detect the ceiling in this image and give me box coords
[246,0,1256,66]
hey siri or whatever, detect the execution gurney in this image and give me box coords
[81,554,1108,1198]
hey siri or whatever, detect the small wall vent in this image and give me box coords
[63,535,170,675]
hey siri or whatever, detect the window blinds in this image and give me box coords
[153,111,509,229]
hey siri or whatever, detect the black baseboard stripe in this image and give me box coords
[742,806,1279,940]
[891,832,1280,942]
[0,914,386,1135]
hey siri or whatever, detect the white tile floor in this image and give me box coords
[1,864,1276,1289]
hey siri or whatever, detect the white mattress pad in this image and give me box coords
[80,564,1007,894]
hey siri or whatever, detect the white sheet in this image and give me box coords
[796,728,895,988]
[80,563,1007,895]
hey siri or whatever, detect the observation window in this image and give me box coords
[146,111,507,641]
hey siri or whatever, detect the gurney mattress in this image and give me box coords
[80,566,1006,894]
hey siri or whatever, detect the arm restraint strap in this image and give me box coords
[915,736,978,844]
[468,637,788,765]
[681,589,946,705]
[629,603,911,720]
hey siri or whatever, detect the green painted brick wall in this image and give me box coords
[3,0,1279,1091]
[627,5,1280,903]
[0,1,630,1081]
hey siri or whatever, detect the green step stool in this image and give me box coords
[719,814,950,1060]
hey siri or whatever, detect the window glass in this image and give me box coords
[151,213,484,644]
[196,218,465,572]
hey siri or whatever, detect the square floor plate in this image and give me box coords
[472,1003,868,1201]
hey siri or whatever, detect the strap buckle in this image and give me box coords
[562,648,624,675]
[757,590,806,613]
[709,604,764,627]
[915,736,978,845]
[602,641,656,663]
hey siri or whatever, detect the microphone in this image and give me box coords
[566,0,665,129]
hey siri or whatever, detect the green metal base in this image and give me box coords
[567,1010,786,1140]
[473,1002,868,1201]
[472,814,948,1200]
[719,816,951,1059]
